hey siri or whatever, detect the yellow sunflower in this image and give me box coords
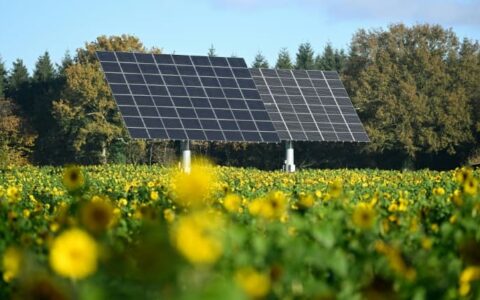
[62,166,85,191]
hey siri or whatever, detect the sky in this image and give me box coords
[1,0,479,72]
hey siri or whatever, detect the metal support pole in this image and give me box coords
[283,141,295,173]
[181,140,191,173]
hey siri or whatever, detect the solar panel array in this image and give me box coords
[250,68,369,142]
[96,51,280,142]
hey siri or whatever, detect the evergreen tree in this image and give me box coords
[315,43,336,70]
[315,44,348,72]
[57,51,73,78]
[30,52,63,164]
[275,48,293,69]
[334,49,347,72]
[295,42,315,69]
[208,44,217,57]
[33,51,55,82]
[0,55,6,98]
[6,59,29,100]
[252,52,269,68]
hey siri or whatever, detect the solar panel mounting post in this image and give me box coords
[284,141,295,173]
[181,140,191,174]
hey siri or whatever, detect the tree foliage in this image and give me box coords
[52,35,149,164]
[0,56,6,98]
[275,48,293,69]
[6,59,29,103]
[315,43,347,71]
[0,98,36,167]
[344,24,478,167]
[295,42,315,70]
[33,51,55,82]
[252,52,269,68]
[208,44,217,57]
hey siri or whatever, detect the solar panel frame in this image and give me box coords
[250,68,369,142]
[97,51,280,143]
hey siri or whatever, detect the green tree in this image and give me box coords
[208,44,217,57]
[295,42,315,69]
[315,43,335,70]
[29,52,65,164]
[52,35,150,164]
[454,38,480,165]
[275,48,293,69]
[57,51,73,78]
[0,55,6,98]
[0,98,37,167]
[6,59,29,102]
[344,24,475,168]
[33,51,55,82]
[315,43,347,72]
[252,52,269,68]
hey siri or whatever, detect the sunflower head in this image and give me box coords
[456,167,473,184]
[352,203,376,230]
[62,166,85,192]
[81,197,114,234]
[463,178,478,196]
[49,228,98,280]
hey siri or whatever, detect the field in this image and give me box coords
[0,164,479,299]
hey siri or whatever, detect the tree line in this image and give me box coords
[0,23,479,170]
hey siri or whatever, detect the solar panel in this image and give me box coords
[250,68,369,142]
[96,51,280,143]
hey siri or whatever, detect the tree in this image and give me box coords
[57,51,73,78]
[315,44,348,72]
[344,24,475,168]
[52,35,150,164]
[275,48,293,69]
[295,42,315,69]
[454,38,480,165]
[0,98,36,167]
[6,59,29,102]
[208,44,217,57]
[28,52,65,164]
[0,55,6,98]
[252,52,269,68]
[33,51,55,82]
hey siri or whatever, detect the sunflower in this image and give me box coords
[49,228,98,280]
[223,193,242,213]
[463,178,478,196]
[2,246,22,282]
[235,267,271,299]
[6,186,21,202]
[456,167,473,184]
[328,179,343,198]
[352,203,376,230]
[172,210,224,265]
[80,197,114,233]
[459,266,480,296]
[62,166,85,192]
[169,160,217,208]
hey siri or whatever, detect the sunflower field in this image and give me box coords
[0,163,479,299]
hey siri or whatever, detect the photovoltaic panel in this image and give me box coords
[250,68,369,142]
[96,51,280,143]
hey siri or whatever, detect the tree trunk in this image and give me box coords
[100,142,107,164]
